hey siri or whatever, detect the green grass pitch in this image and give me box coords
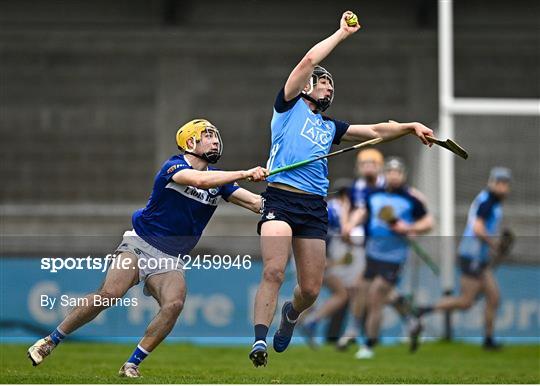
[1,341,539,383]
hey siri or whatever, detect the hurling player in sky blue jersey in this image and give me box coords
[356,157,433,359]
[413,167,512,351]
[249,10,435,367]
[28,119,268,378]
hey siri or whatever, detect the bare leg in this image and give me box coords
[365,276,392,341]
[481,270,500,338]
[59,252,139,334]
[352,276,370,325]
[305,274,348,322]
[435,276,482,312]
[386,288,410,318]
[254,221,292,326]
[139,271,186,351]
[291,238,326,313]
[341,276,370,340]
[27,252,140,368]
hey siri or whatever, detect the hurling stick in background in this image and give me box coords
[379,205,440,276]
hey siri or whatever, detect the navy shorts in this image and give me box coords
[459,256,489,278]
[257,186,328,240]
[363,256,402,285]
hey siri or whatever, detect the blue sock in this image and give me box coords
[366,337,378,348]
[49,327,66,345]
[127,345,149,366]
[254,324,269,342]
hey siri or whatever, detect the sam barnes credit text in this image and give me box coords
[40,295,138,309]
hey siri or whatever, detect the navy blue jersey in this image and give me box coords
[266,88,349,196]
[327,198,342,235]
[364,187,427,264]
[132,154,239,257]
[326,197,344,251]
[350,175,385,208]
[459,189,503,262]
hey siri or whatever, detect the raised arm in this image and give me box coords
[227,188,263,214]
[283,11,360,101]
[172,167,267,190]
[342,120,434,146]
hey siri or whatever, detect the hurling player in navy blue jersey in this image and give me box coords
[337,148,386,350]
[250,10,435,367]
[28,119,268,377]
[412,167,512,351]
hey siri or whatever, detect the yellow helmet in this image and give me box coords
[176,119,223,164]
[357,148,384,165]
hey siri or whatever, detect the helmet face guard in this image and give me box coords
[384,157,407,176]
[176,119,223,164]
[301,65,334,112]
[194,127,223,164]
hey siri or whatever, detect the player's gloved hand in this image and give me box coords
[340,11,361,35]
[245,166,268,182]
[498,228,515,257]
[390,220,412,236]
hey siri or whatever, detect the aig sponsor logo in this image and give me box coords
[300,117,332,149]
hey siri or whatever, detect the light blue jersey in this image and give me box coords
[266,88,349,196]
[459,189,503,262]
[364,187,427,264]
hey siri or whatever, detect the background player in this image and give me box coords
[355,157,433,359]
[342,148,386,240]
[413,167,512,350]
[249,10,435,367]
[27,119,267,378]
[298,179,360,348]
[336,148,386,349]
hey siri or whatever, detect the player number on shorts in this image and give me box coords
[182,254,252,270]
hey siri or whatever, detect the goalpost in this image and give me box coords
[437,0,540,339]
